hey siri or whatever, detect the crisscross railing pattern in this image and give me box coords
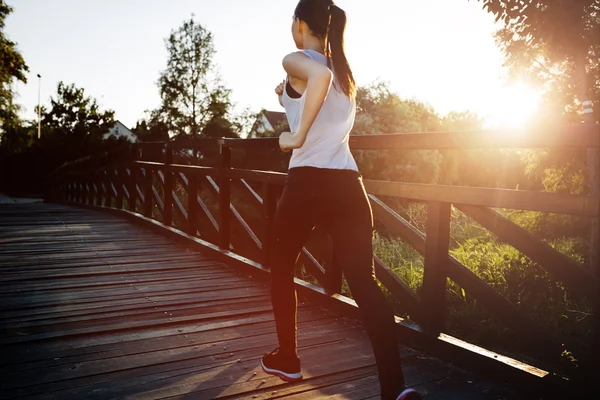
[51,123,600,381]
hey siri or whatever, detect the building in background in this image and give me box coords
[103,120,137,142]
[248,110,289,138]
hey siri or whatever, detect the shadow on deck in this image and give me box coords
[0,203,526,399]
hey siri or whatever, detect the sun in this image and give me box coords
[486,83,542,129]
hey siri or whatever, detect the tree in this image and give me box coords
[132,117,169,143]
[0,1,29,144]
[37,82,116,170]
[474,0,599,268]
[154,17,234,139]
[474,0,599,121]
[352,81,443,184]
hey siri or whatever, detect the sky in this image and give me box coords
[5,0,528,130]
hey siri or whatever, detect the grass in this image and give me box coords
[332,203,593,370]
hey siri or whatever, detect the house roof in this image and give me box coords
[263,111,287,129]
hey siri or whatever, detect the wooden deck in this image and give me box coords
[0,203,524,399]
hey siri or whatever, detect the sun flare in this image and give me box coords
[486,83,542,129]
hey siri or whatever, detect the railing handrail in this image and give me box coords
[50,120,600,381]
[218,124,599,150]
[54,123,600,173]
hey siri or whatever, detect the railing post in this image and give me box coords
[143,167,153,218]
[188,174,199,236]
[218,140,231,250]
[163,144,174,226]
[128,167,137,212]
[95,173,102,206]
[82,177,88,204]
[594,133,600,370]
[102,171,110,207]
[422,201,451,335]
[115,169,123,210]
[262,182,278,267]
[75,178,82,204]
[87,172,94,205]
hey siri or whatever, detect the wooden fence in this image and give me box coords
[51,123,600,383]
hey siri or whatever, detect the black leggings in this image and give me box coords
[268,166,405,398]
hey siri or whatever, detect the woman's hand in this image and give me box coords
[275,79,285,107]
[279,131,301,152]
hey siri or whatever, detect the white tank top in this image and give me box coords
[281,49,358,172]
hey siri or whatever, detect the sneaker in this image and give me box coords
[260,348,303,382]
[396,388,421,400]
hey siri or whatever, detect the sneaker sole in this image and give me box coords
[260,359,303,382]
[397,388,421,400]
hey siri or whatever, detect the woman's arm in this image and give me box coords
[279,52,333,151]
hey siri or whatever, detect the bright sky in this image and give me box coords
[6,0,532,130]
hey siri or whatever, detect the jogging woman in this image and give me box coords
[260,1,421,399]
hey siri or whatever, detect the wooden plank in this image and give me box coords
[206,175,262,252]
[176,172,218,234]
[114,169,124,210]
[1,203,543,398]
[298,248,327,285]
[93,205,553,389]
[348,125,600,150]
[262,182,276,266]
[422,202,451,335]
[364,180,599,217]
[219,144,232,249]
[163,148,174,226]
[237,178,264,211]
[227,167,287,185]
[142,167,153,217]
[167,163,217,176]
[187,173,199,236]
[2,305,332,369]
[127,167,137,212]
[167,138,219,150]
[151,183,164,216]
[218,125,599,150]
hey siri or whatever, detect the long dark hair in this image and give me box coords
[294,0,356,98]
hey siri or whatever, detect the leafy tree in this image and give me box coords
[132,117,169,143]
[474,0,599,121]
[36,82,116,170]
[154,17,234,139]
[0,1,29,145]
[352,81,443,184]
[474,0,599,265]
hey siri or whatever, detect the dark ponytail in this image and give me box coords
[326,5,355,98]
[294,0,356,98]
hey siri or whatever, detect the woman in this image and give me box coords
[260,1,421,399]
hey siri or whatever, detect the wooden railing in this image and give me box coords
[50,123,600,382]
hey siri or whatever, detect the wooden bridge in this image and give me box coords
[2,125,600,399]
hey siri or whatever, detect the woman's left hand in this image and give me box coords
[279,132,300,152]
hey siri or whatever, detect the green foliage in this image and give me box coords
[367,204,592,358]
[1,82,119,195]
[153,17,235,139]
[475,0,599,119]
[352,81,444,183]
[449,235,592,352]
[132,119,169,143]
[0,1,29,142]
[373,232,424,293]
